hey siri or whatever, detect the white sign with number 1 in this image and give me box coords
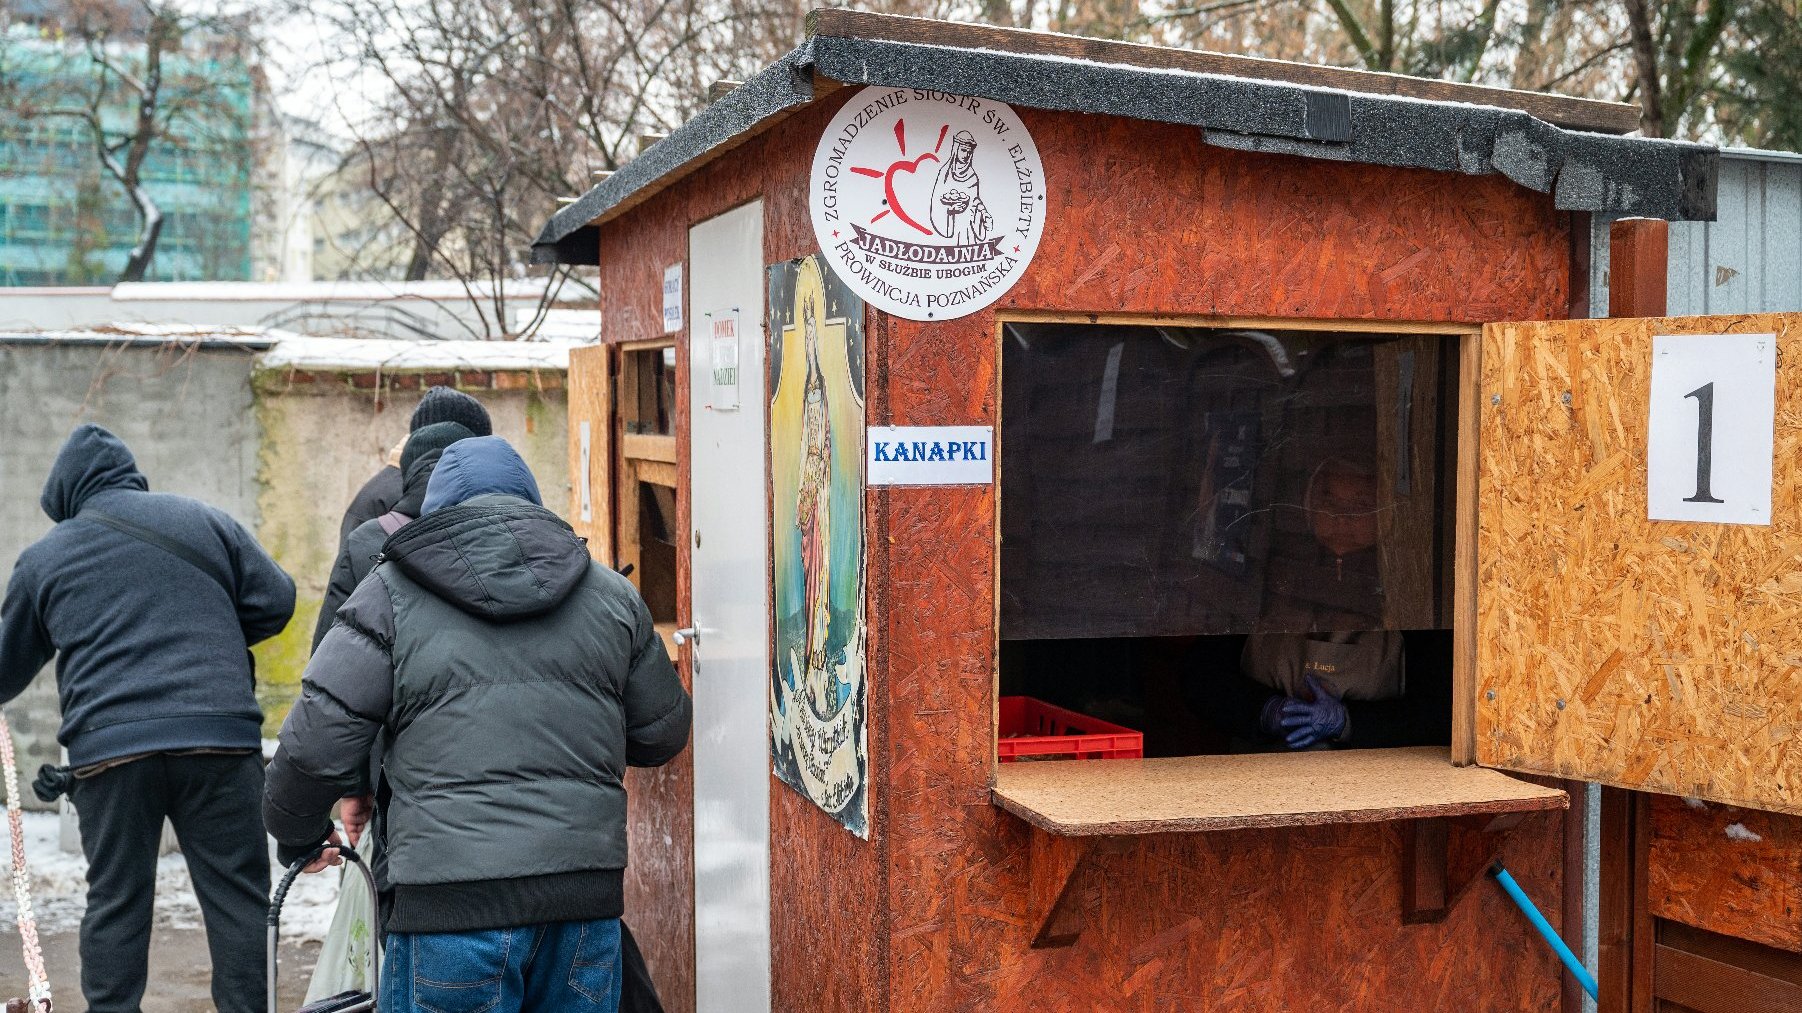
[1646,332,1776,525]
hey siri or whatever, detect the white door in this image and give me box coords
[687,200,771,1013]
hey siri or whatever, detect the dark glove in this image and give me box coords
[1279,674,1348,749]
[32,764,73,803]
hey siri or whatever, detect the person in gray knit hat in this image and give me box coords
[336,387,492,543]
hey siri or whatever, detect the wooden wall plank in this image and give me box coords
[1648,794,1802,953]
[1475,312,1802,813]
[1453,331,1482,765]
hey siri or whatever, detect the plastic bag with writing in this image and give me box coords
[303,866,375,1003]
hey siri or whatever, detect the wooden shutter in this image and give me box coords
[567,343,615,564]
[1475,312,1802,814]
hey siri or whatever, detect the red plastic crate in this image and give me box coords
[997,696,1144,762]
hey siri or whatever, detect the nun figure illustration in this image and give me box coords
[930,129,994,244]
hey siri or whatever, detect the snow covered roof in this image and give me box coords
[0,325,582,371]
[109,278,558,303]
[256,334,581,372]
[0,323,285,350]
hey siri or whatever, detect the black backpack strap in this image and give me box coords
[82,507,234,597]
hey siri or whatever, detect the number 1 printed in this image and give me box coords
[1684,382,1724,504]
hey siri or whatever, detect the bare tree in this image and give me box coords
[1621,0,1736,136]
[10,0,258,282]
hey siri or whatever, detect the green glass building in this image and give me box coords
[0,28,255,285]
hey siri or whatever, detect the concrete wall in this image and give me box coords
[0,338,569,808]
[251,370,568,725]
[0,338,265,800]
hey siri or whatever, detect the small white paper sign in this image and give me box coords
[868,426,994,486]
[709,310,741,411]
[1646,332,1776,525]
[577,421,593,522]
[661,264,683,333]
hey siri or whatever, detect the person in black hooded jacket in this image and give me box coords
[264,436,690,1013]
[0,424,295,1013]
[312,420,473,652]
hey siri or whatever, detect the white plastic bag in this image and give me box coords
[303,865,376,1002]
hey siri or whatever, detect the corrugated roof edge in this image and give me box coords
[530,34,1719,265]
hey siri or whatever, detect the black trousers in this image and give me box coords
[69,752,269,1013]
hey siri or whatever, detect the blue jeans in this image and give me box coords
[382,918,621,1013]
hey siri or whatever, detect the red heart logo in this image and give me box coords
[882,153,939,236]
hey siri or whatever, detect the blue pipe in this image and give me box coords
[1490,863,1599,1002]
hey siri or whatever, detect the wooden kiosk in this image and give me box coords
[535,13,1737,1011]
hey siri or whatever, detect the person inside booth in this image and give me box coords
[1198,457,1453,751]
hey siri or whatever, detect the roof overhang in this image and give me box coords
[532,18,1717,266]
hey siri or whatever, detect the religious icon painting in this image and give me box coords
[768,254,869,838]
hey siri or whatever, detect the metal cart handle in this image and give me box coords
[268,841,381,1013]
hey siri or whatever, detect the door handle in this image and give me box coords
[673,627,699,645]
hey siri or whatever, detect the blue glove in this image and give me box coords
[1259,695,1286,737]
[1279,674,1348,749]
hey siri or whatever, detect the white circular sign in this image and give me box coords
[810,87,1046,321]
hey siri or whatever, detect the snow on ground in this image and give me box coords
[1,811,342,942]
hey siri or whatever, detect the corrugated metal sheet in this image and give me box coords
[1591,148,1802,316]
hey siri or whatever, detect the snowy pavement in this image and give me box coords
[1,810,343,941]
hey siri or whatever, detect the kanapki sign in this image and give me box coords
[809,87,1046,321]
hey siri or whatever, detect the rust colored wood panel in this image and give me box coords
[600,90,889,1013]
[806,9,1641,134]
[866,111,1576,1010]
[1475,313,1802,813]
[997,113,1572,325]
[567,343,614,562]
[1611,219,1670,319]
[991,748,1565,835]
[598,98,1583,1012]
[1648,794,1802,953]
[1653,944,1802,1012]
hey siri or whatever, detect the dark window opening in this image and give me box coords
[636,480,678,623]
[999,322,1460,754]
[623,346,676,436]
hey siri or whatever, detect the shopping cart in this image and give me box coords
[269,842,380,1013]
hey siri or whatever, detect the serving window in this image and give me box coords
[995,320,1561,835]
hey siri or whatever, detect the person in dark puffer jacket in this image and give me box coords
[337,386,492,543]
[0,424,296,1013]
[264,436,691,1013]
[312,420,474,653]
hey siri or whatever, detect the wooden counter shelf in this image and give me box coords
[991,746,1564,836]
[992,747,1567,945]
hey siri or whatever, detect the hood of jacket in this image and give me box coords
[382,493,590,621]
[420,436,542,517]
[42,424,149,522]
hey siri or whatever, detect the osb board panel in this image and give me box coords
[600,97,1578,1010]
[599,90,890,1013]
[893,808,1567,1011]
[995,112,1571,324]
[993,747,1565,836]
[1476,313,1802,813]
[566,343,613,561]
[871,107,1573,1010]
[1649,793,1802,953]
